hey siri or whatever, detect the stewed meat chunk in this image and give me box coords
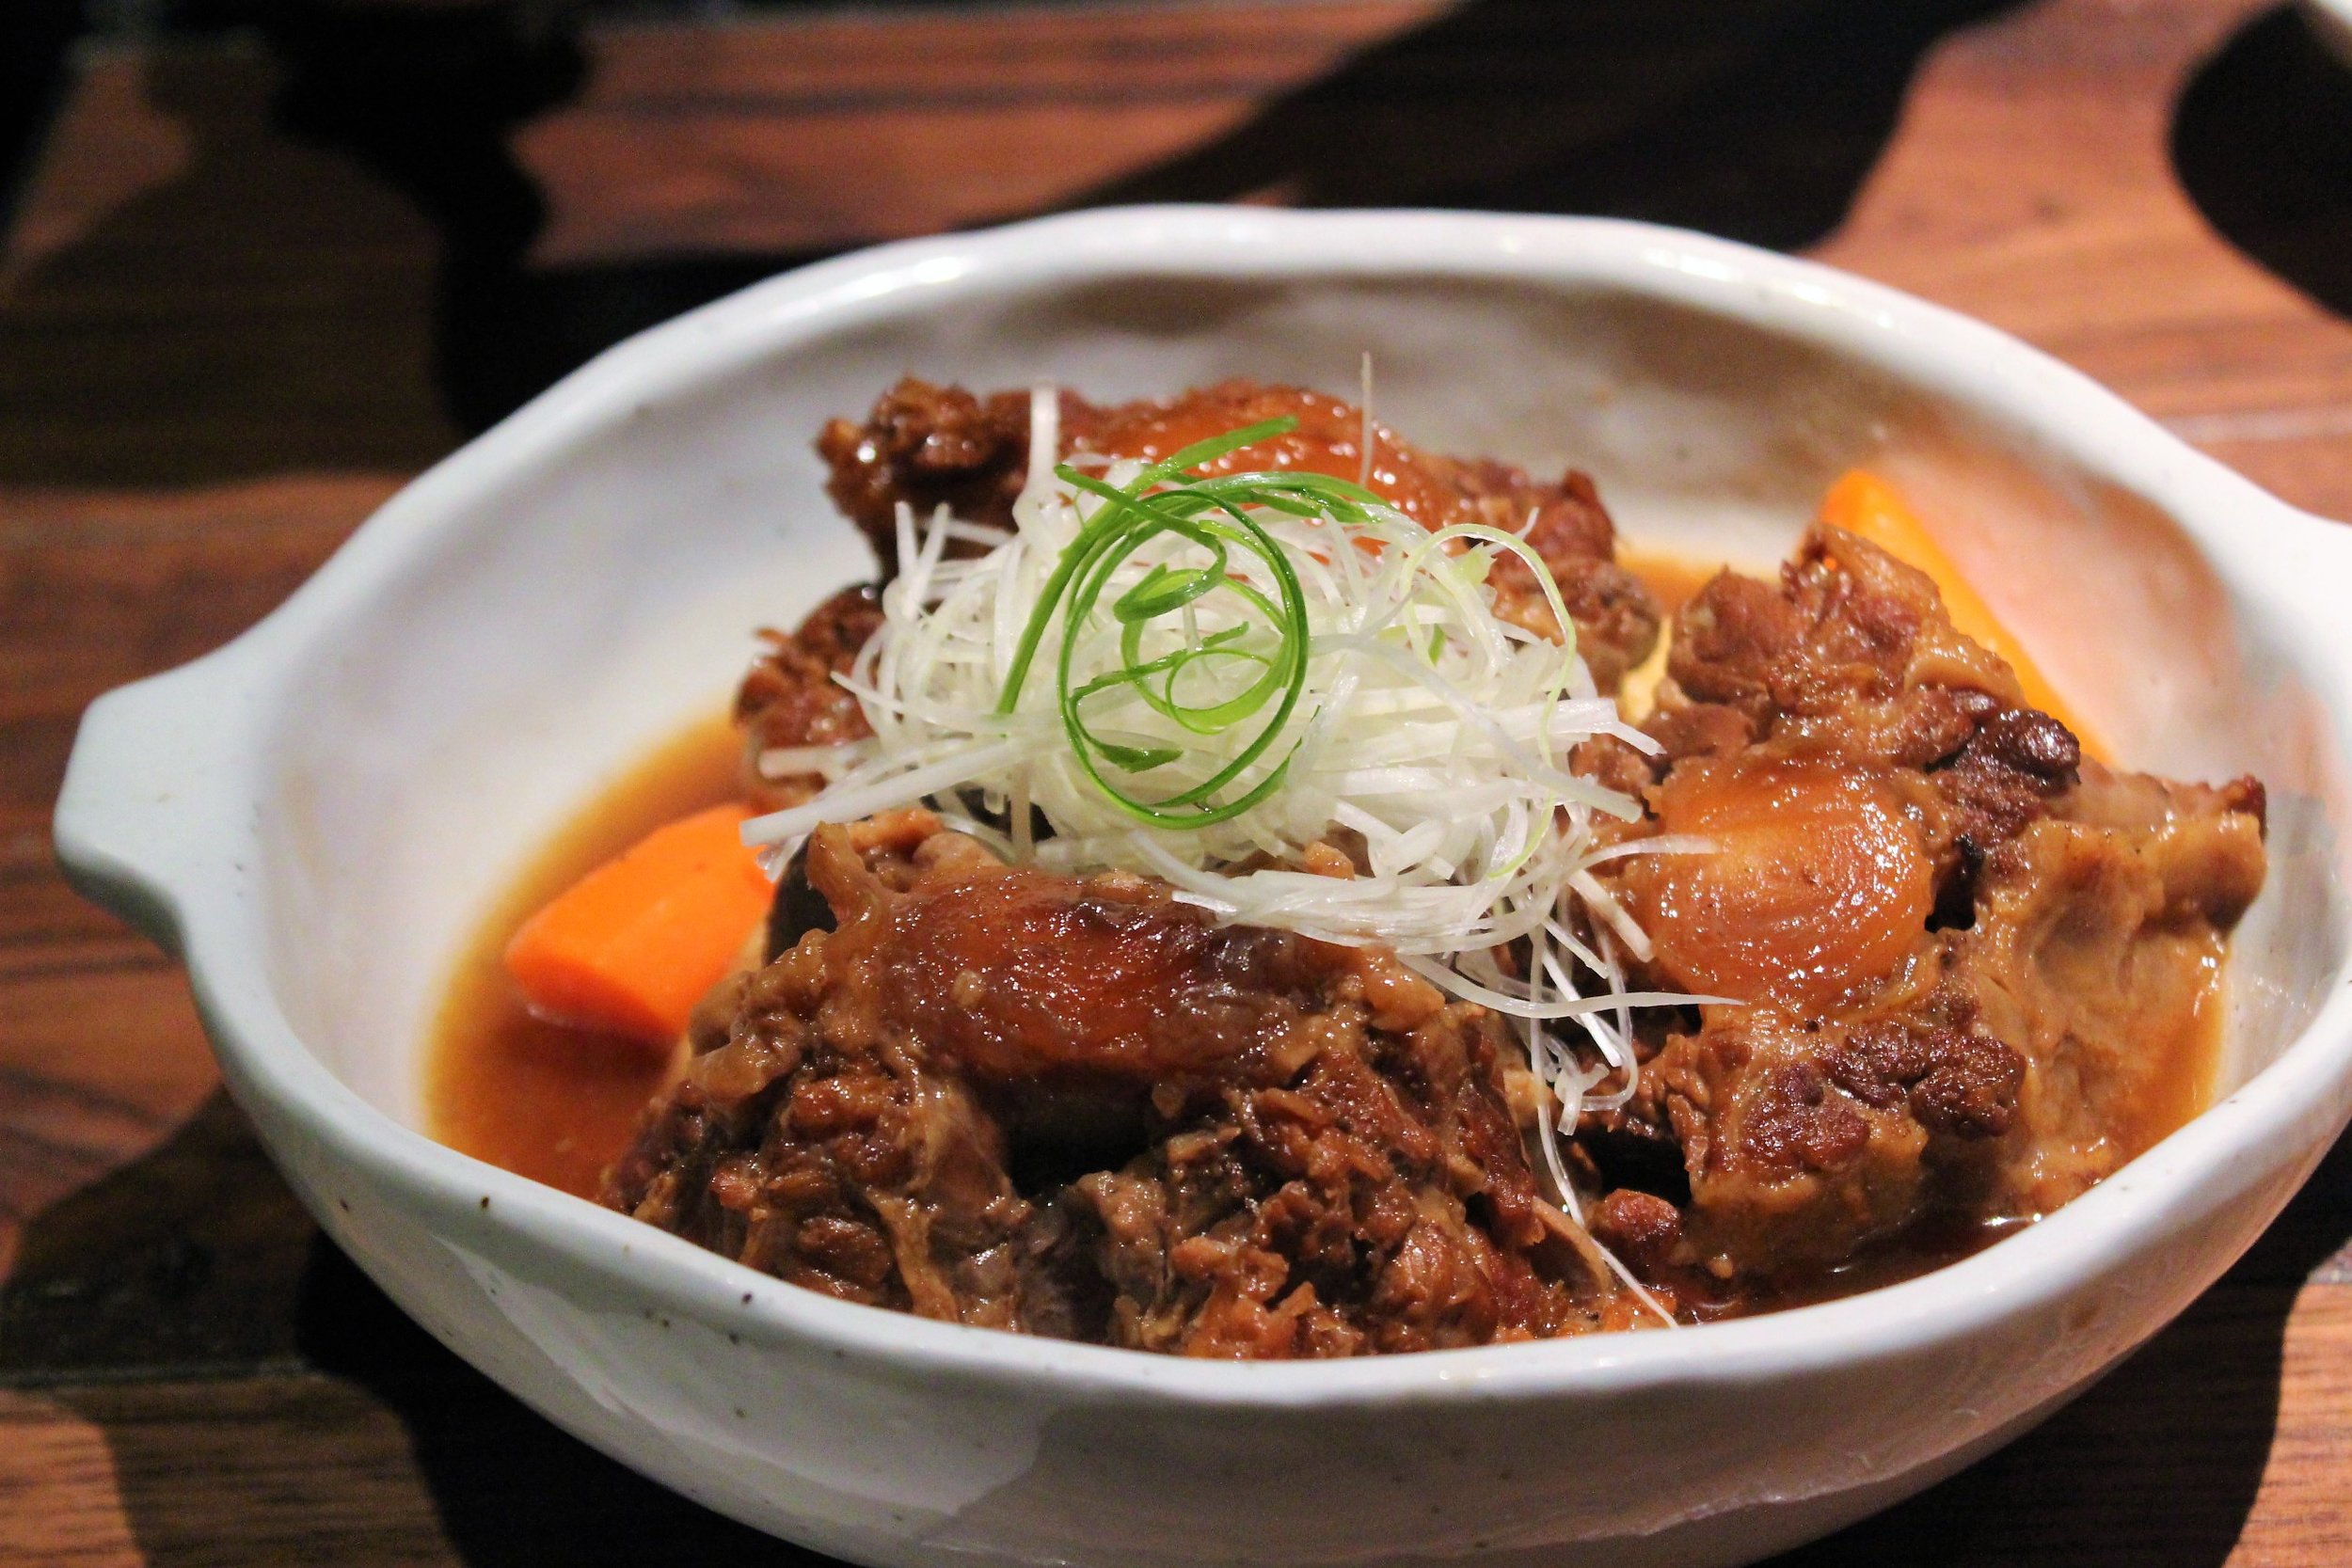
[1589,525,2264,1286]
[604,811,1652,1354]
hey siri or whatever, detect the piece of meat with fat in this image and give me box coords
[1622,749,1940,1016]
[815,376,1661,690]
[1958,764,2265,1215]
[1613,523,2082,894]
[601,811,1652,1354]
[1645,1002,2024,1275]
[1661,524,2034,771]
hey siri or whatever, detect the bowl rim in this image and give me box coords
[56,204,2352,1407]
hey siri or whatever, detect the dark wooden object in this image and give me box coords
[4,1,2351,1562]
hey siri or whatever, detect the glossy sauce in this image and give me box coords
[1617,545,1722,622]
[426,715,739,1198]
[2114,932,2230,1178]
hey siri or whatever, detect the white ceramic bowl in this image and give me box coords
[53,208,2352,1568]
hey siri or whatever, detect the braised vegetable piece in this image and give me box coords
[502,802,771,1049]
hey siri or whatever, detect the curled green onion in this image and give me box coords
[994,416,1390,829]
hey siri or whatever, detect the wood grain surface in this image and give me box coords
[5,1,2351,1563]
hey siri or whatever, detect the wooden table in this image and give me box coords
[6,1,2352,1560]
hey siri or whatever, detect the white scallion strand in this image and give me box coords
[743,479,1657,944]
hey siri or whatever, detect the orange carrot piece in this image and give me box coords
[1819,470,2105,758]
[502,801,771,1048]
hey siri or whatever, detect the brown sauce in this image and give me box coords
[1621,545,1723,621]
[2100,934,2230,1172]
[426,713,739,1198]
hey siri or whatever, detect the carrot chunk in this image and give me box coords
[502,802,771,1048]
[1819,470,2104,757]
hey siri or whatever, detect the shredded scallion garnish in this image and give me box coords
[743,388,1689,1195]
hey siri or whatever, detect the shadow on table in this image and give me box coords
[0,40,461,485]
[1066,0,2023,247]
[14,1088,2352,1567]
[2173,4,2352,324]
[1,0,2023,485]
[0,5,810,487]
[0,1087,814,1563]
[290,1240,829,1565]
[0,1093,314,1380]
[288,0,2027,437]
